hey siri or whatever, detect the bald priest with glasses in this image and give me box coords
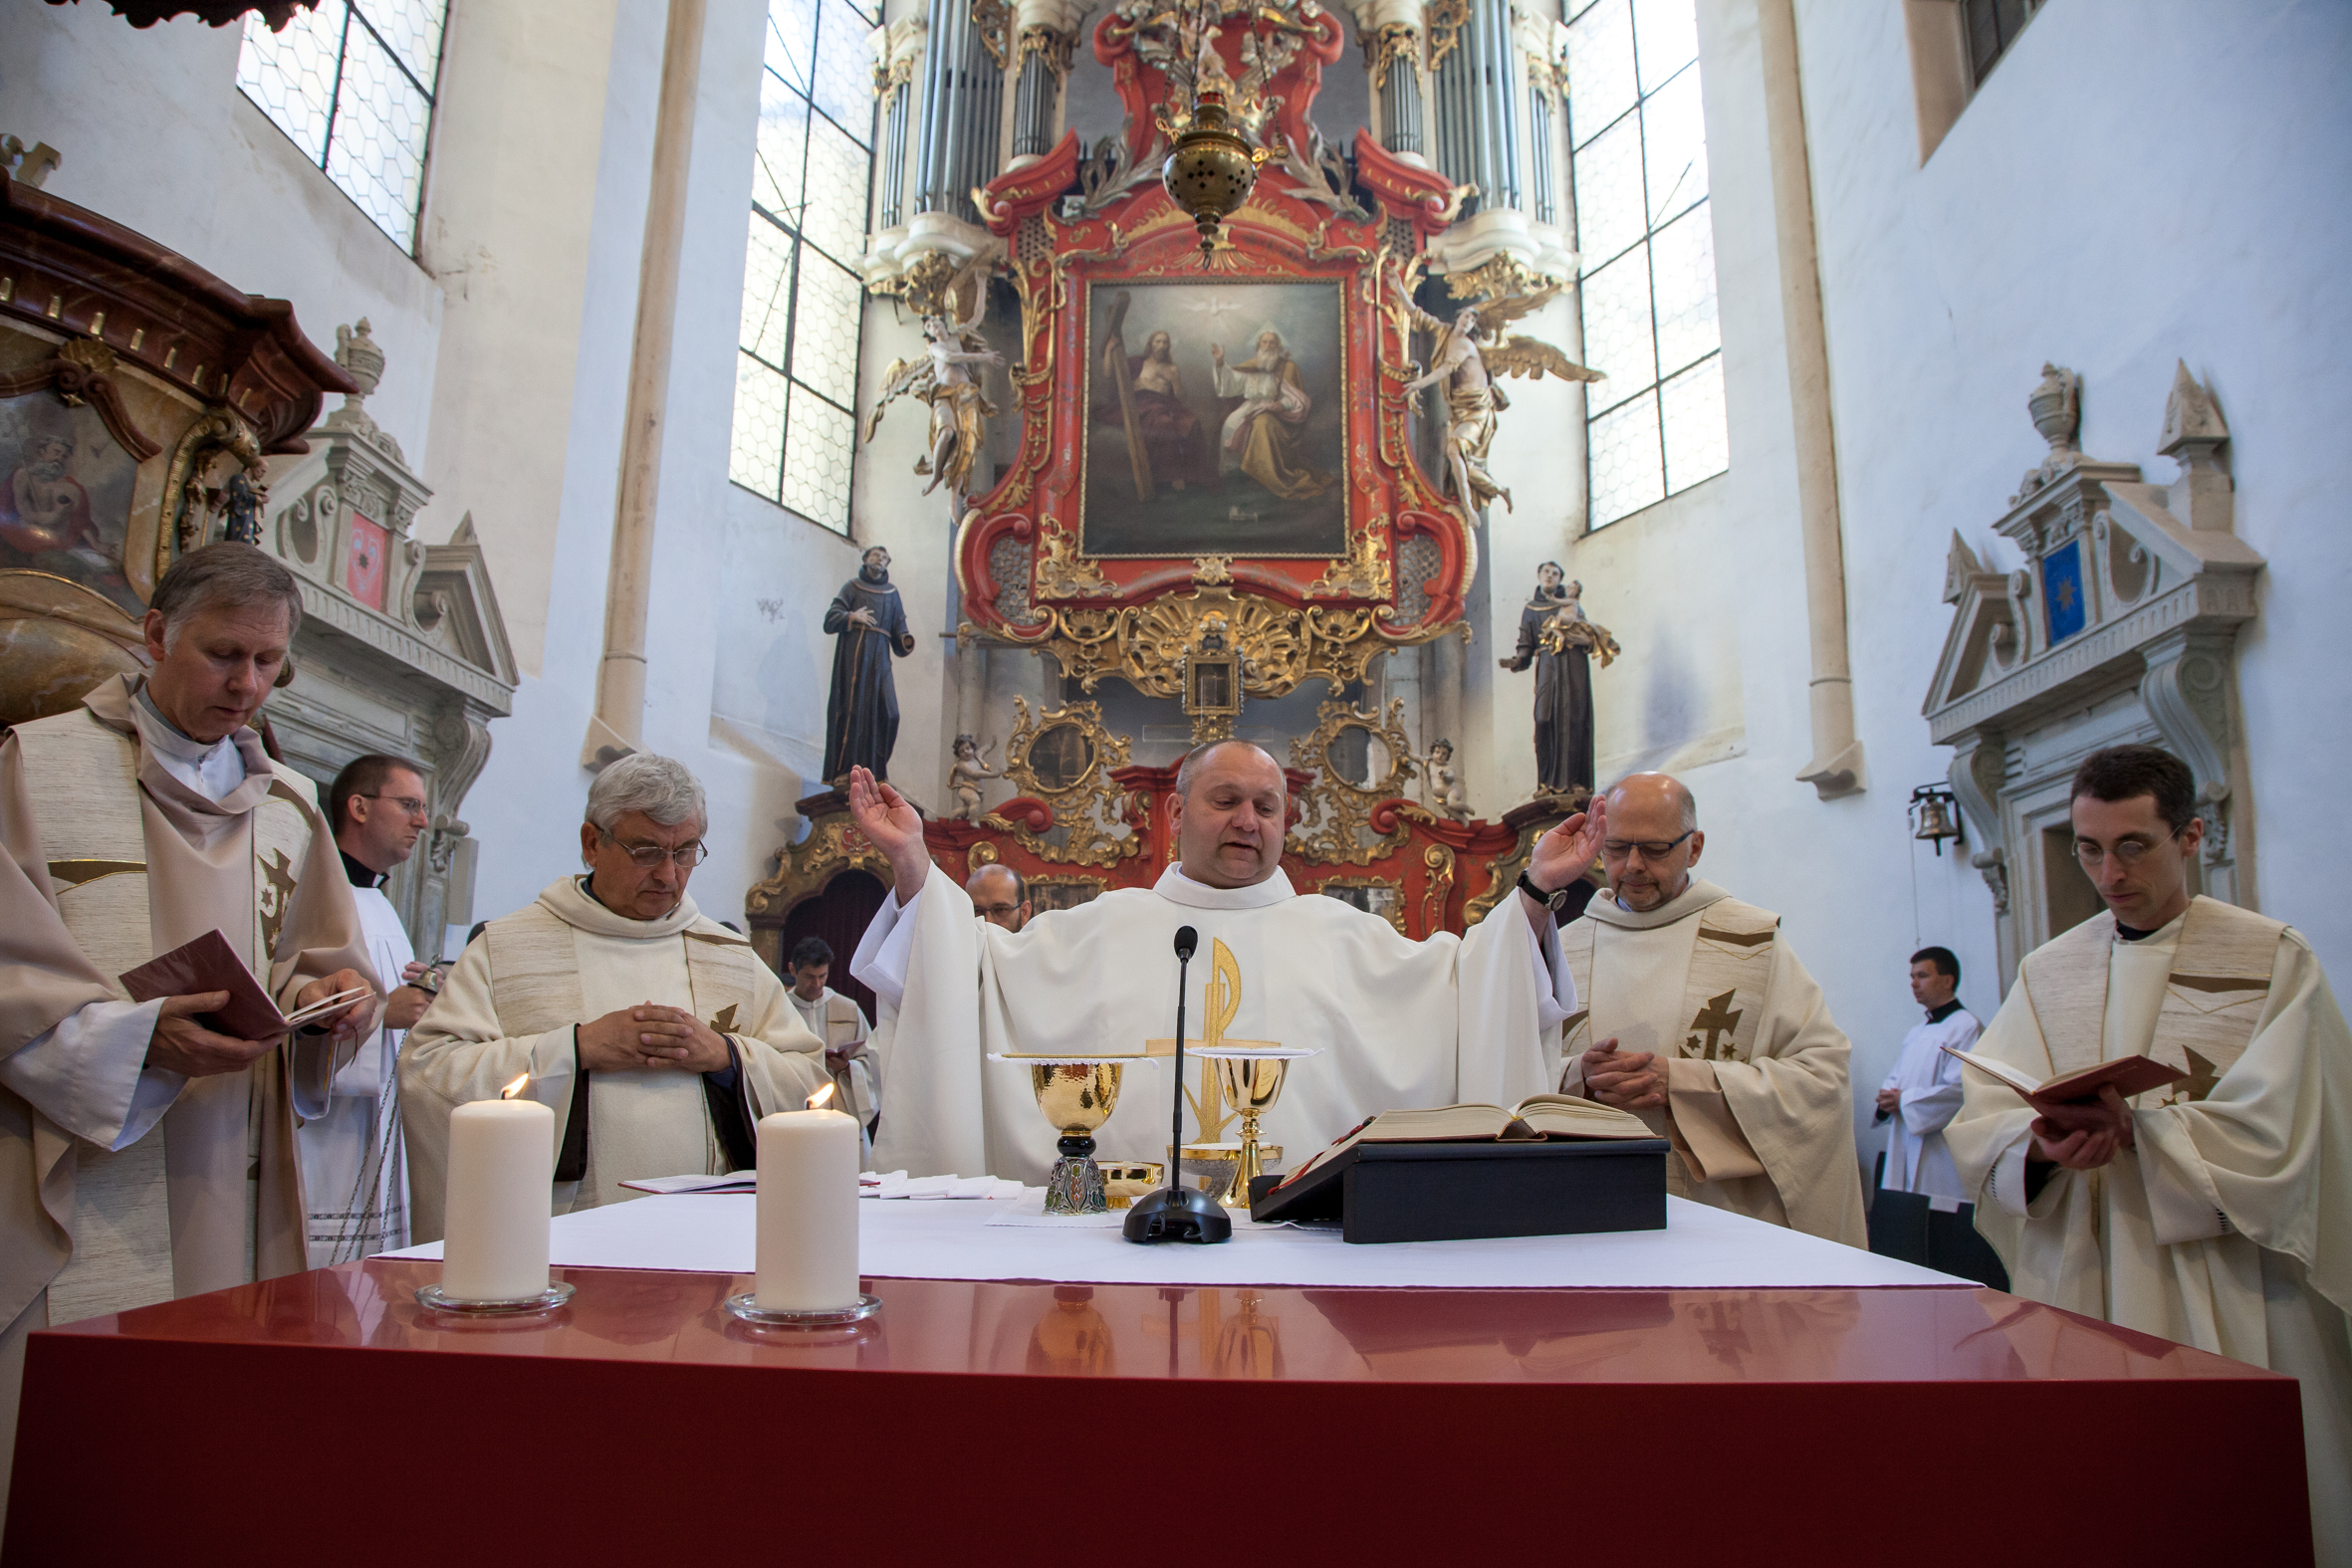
[1946,745,2351,1560]
[1554,773,1867,1246]
[399,756,827,1235]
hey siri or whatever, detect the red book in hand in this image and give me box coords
[118,930,368,1041]
[1942,1044,2188,1114]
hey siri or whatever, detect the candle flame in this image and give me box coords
[807,1082,836,1110]
[500,1073,529,1100]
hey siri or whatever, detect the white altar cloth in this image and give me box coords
[384,1193,1961,1291]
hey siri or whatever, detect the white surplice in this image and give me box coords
[1876,1005,1979,1209]
[852,863,1574,1186]
[297,880,412,1263]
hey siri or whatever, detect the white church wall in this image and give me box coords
[1779,0,2352,1161]
[0,0,446,472]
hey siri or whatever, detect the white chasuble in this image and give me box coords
[400,878,828,1238]
[1555,880,1866,1247]
[297,882,413,1263]
[1945,897,2352,1561]
[853,863,1574,1187]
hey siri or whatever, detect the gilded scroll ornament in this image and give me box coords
[989,698,1146,868]
[1286,698,1420,865]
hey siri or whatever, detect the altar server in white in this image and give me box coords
[298,754,439,1264]
[847,740,1598,1185]
[1873,946,1979,1209]
[401,756,827,1234]
[786,936,879,1151]
[1556,774,1866,1245]
[1946,746,2352,1560]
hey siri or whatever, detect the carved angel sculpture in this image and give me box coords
[1388,270,1603,515]
[864,251,1006,504]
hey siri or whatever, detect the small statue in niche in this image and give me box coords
[1419,738,1470,822]
[1501,564,1622,797]
[947,734,1000,821]
[822,546,917,786]
[864,251,1005,508]
[216,467,264,545]
[1386,267,1603,516]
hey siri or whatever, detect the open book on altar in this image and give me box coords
[1941,1045,2187,1112]
[118,929,370,1040]
[1277,1094,1655,1192]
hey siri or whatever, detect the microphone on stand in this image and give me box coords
[1123,925,1232,1244]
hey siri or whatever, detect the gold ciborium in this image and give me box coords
[1210,1055,1290,1208]
[1031,1062,1123,1215]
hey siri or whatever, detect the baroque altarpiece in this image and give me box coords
[753,0,1595,988]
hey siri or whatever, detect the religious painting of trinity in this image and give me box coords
[0,388,143,615]
[1082,279,1348,559]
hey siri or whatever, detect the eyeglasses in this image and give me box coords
[361,794,429,818]
[2074,826,2182,869]
[599,830,708,868]
[1602,831,1694,862]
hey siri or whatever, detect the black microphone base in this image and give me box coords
[1120,1186,1234,1244]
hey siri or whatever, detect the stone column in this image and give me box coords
[585,0,707,767]
[1757,0,1863,798]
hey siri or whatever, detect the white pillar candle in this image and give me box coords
[442,1096,555,1302]
[756,1108,861,1311]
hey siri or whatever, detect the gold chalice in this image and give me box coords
[1031,1063,1123,1215]
[1211,1055,1290,1208]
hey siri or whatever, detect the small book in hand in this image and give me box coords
[1941,1044,2187,1112]
[1275,1093,1655,1193]
[118,929,370,1041]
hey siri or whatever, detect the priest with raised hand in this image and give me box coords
[0,543,378,1511]
[400,755,827,1235]
[846,740,1601,1185]
[1554,773,1865,1246]
[1945,745,2351,1559]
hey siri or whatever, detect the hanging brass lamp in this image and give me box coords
[1161,91,1264,264]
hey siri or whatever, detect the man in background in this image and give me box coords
[300,754,440,1265]
[966,862,1031,933]
[1869,946,2003,1287]
[786,936,878,1152]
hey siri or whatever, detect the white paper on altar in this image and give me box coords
[382,1193,1965,1290]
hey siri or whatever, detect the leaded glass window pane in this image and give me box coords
[237,0,448,252]
[1567,0,1726,528]
[730,0,880,533]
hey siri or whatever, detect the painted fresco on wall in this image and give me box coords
[0,390,142,615]
[1082,279,1347,558]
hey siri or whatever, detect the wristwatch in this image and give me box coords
[1516,869,1568,912]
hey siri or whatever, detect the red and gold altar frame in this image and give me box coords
[953,9,1477,711]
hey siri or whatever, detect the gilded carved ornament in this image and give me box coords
[1285,697,1423,866]
[986,697,1148,868]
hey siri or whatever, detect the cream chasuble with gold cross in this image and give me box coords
[1555,878,1866,1247]
[400,878,829,1237]
[852,862,1576,1187]
[1945,897,2352,1561]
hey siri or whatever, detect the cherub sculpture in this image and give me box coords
[1419,738,1470,822]
[947,733,1000,821]
[865,251,1006,505]
[1388,267,1604,515]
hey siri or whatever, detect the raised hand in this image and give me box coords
[847,766,932,901]
[1528,794,1605,895]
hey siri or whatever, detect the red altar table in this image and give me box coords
[5,1262,2311,1564]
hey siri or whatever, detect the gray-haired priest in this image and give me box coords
[0,544,379,1512]
[844,742,1599,1184]
[401,755,827,1235]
